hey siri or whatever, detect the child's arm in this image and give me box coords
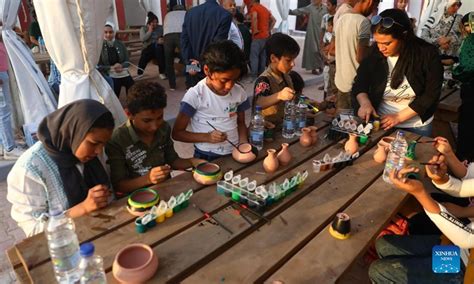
[115,165,171,193]
[237,111,248,144]
[172,112,227,143]
[433,137,467,179]
[254,78,295,109]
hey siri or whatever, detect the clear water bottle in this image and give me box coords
[46,210,81,283]
[383,131,408,183]
[250,106,265,150]
[79,243,107,284]
[0,86,6,108]
[282,101,296,138]
[295,97,307,136]
[38,37,46,54]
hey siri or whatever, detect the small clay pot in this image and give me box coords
[263,149,279,173]
[277,143,292,166]
[344,134,359,155]
[232,143,257,164]
[112,243,159,284]
[192,162,223,185]
[127,189,160,216]
[309,126,318,145]
[373,143,388,163]
[329,212,351,240]
[299,127,312,147]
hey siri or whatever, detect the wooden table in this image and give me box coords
[32,52,51,65]
[7,113,439,283]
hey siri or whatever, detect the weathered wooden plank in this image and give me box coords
[6,247,33,284]
[182,132,402,284]
[438,89,461,113]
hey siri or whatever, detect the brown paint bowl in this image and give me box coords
[112,243,159,284]
[232,143,257,163]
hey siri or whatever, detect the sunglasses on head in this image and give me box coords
[371,15,405,29]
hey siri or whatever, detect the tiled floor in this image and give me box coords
[0,41,325,283]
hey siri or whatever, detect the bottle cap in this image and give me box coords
[255,106,262,111]
[80,242,95,257]
[49,210,63,217]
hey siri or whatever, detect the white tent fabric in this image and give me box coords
[139,0,163,25]
[275,0,290,34]
[1,0,56,125]
[33,0,126,126]
[417,0,447,36]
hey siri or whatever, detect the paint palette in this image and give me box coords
[312,151,360,173]
[216,170,309,212]
[328,115,373,140]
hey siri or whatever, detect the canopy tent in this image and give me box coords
[139,0,163,25]
[1,0,56,126]
[33,0,126,126]
[275,0,290,34]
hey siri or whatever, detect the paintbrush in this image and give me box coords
[416,140,437,144]
[419,162,439,166]
[193,204,233,235]
[206,121,244,153]
[231,200,270,223]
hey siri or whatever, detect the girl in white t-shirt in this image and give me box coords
[172,40,250,161]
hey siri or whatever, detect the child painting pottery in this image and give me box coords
[263,149,279,173]
[232,143,257,163]
[277,143,292,166]
[344,134,359,155]
[299,127,312,147]
[112,243,159,283]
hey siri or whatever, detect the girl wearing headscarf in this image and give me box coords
[7,100,115,237]
[98,23,135,98]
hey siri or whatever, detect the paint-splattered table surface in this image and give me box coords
[7,112,439,283]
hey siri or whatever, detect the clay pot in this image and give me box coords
[277,143,292,166]
[309,126,318,145]
[299,127,312,147]
[373,136,395,163]
[127,189,160,217]
[329,212,351,240]
[232,143,257,163]
[192,162,222,185]
[344,134,359,155]
[263,149,279,173]
[112,243,159,284]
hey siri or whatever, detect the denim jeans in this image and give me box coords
[369,235,463,284]
[399,122,433,138]
[193,147,227,161]
[0,72,16,151]
[249,38,267,77]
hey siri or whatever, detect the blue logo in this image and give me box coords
[432,245,460,273]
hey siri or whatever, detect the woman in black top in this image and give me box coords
[352,9,443,137]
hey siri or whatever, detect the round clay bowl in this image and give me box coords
[128,188,159,209]
[113,243,159,284]
[232,143,257,163]
[193,162,223,185]
[379,137,395,150]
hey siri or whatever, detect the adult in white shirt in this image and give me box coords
[221,0,244,49]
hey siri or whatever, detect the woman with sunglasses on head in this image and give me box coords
[352,8,443,137]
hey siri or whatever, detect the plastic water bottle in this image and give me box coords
[295,97,307,136]
[249,106,265,150]
[0,86,6,108]
[282,101,296,138]
[79,243,107,284]
[383,131,408,183]
[38,37,46,54]
[46,210,81,283]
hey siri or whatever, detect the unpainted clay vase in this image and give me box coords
[232,143,257,163]
[373,136,394,163]
[300,127,312,147]
[277,143,292,166]
[263,149,279,173]
[309,126,318,145]
[112,243,159,284]
[344,134,359,155]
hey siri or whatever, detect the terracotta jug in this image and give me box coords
[373,136,394,163]
[277,143,292,166]
[232,143,257,163]
[112,243,159,284]
[344,134,359,155]
[263,149,279,173]
[309,126,318,145]
[300,127,312,147]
